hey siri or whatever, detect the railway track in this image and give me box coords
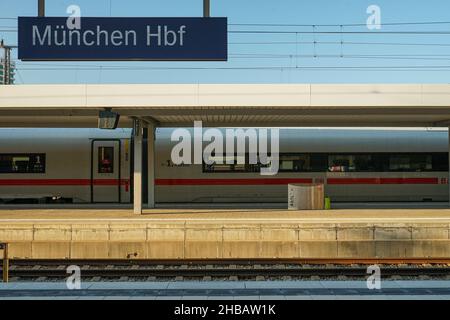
[3,259,450,280]
[8,258,450,265]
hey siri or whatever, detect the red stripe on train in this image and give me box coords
[155,177,441,185]
[155,178,314,185]
[0,178,441,186]
[326,177,439,185]
[0,179,129,186]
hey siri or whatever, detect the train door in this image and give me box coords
[91,140,121,203]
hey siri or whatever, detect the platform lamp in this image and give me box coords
[98,108,120,129]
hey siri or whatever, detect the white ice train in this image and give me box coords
[0,128,448,204]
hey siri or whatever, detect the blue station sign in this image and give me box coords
[18,17,227,61]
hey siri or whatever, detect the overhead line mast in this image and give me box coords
[38,0,45,17]
[0,40,16,85]
[204,0,210,17]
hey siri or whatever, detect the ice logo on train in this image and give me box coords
[170,121,280,175]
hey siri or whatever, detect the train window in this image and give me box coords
[432,153,449,171]
[203,153,247,172]
[370,154,389,172]
[204,153,328,173]
[279,154,312,172]
[203,153,274,173]
[0,154,45,174]
[203,152,446,173]
[98,147,114,173]
[328,155,352,172]
[310,154,328,171]
[280,159,294,171]
[389,155,410,171]
[328,155,374,172]
[389,154,432,172]
[353,155,375,171]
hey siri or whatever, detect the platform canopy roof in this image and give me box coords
[1,83,450,127]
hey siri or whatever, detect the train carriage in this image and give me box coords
[0,129,132,203]
[0,128,448,204]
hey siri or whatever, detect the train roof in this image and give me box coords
[157,127,448,153]
[0,127,447,153]
[0,128,132,140]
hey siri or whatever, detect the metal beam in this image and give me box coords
[4,107,450,117]
[432,119,450,126]
[111,107,450,117]
[0,110,100,116]
[153,121,443,128]
[0,119,444,128]
[38,0,45,17]
[203,0,210,17]
[139,116,160,127]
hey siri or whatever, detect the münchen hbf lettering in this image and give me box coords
[32,24,187,47]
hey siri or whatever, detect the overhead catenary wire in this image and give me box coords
[14,65,450,71]
[2,17,450,76]
[230,53,450,57]
[14,53,450,60]
[4,40,450,47]
[14,67,24,84]
[4,29,450,35]
[229,41,450,47]
[229,30,450,35]
[230,56,450,61]
[229,21,450,27]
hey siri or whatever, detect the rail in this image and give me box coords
[9,258,450,265]
[4,258,450,280]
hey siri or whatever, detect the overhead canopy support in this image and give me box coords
[133,119,143,214]
[147,123,155,209]
[203,0,210,17]
[134,119,155,213]
[38,0,45,17]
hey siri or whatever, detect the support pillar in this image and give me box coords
[203,0,210,17]
[133,119,143,214]
[448,126,450,207]
[38,0,45,17]
[147,124,155,208]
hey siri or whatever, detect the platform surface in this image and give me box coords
[1,280,449,300]
[0,207,450,223]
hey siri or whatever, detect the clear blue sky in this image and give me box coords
[1,0,450,84]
